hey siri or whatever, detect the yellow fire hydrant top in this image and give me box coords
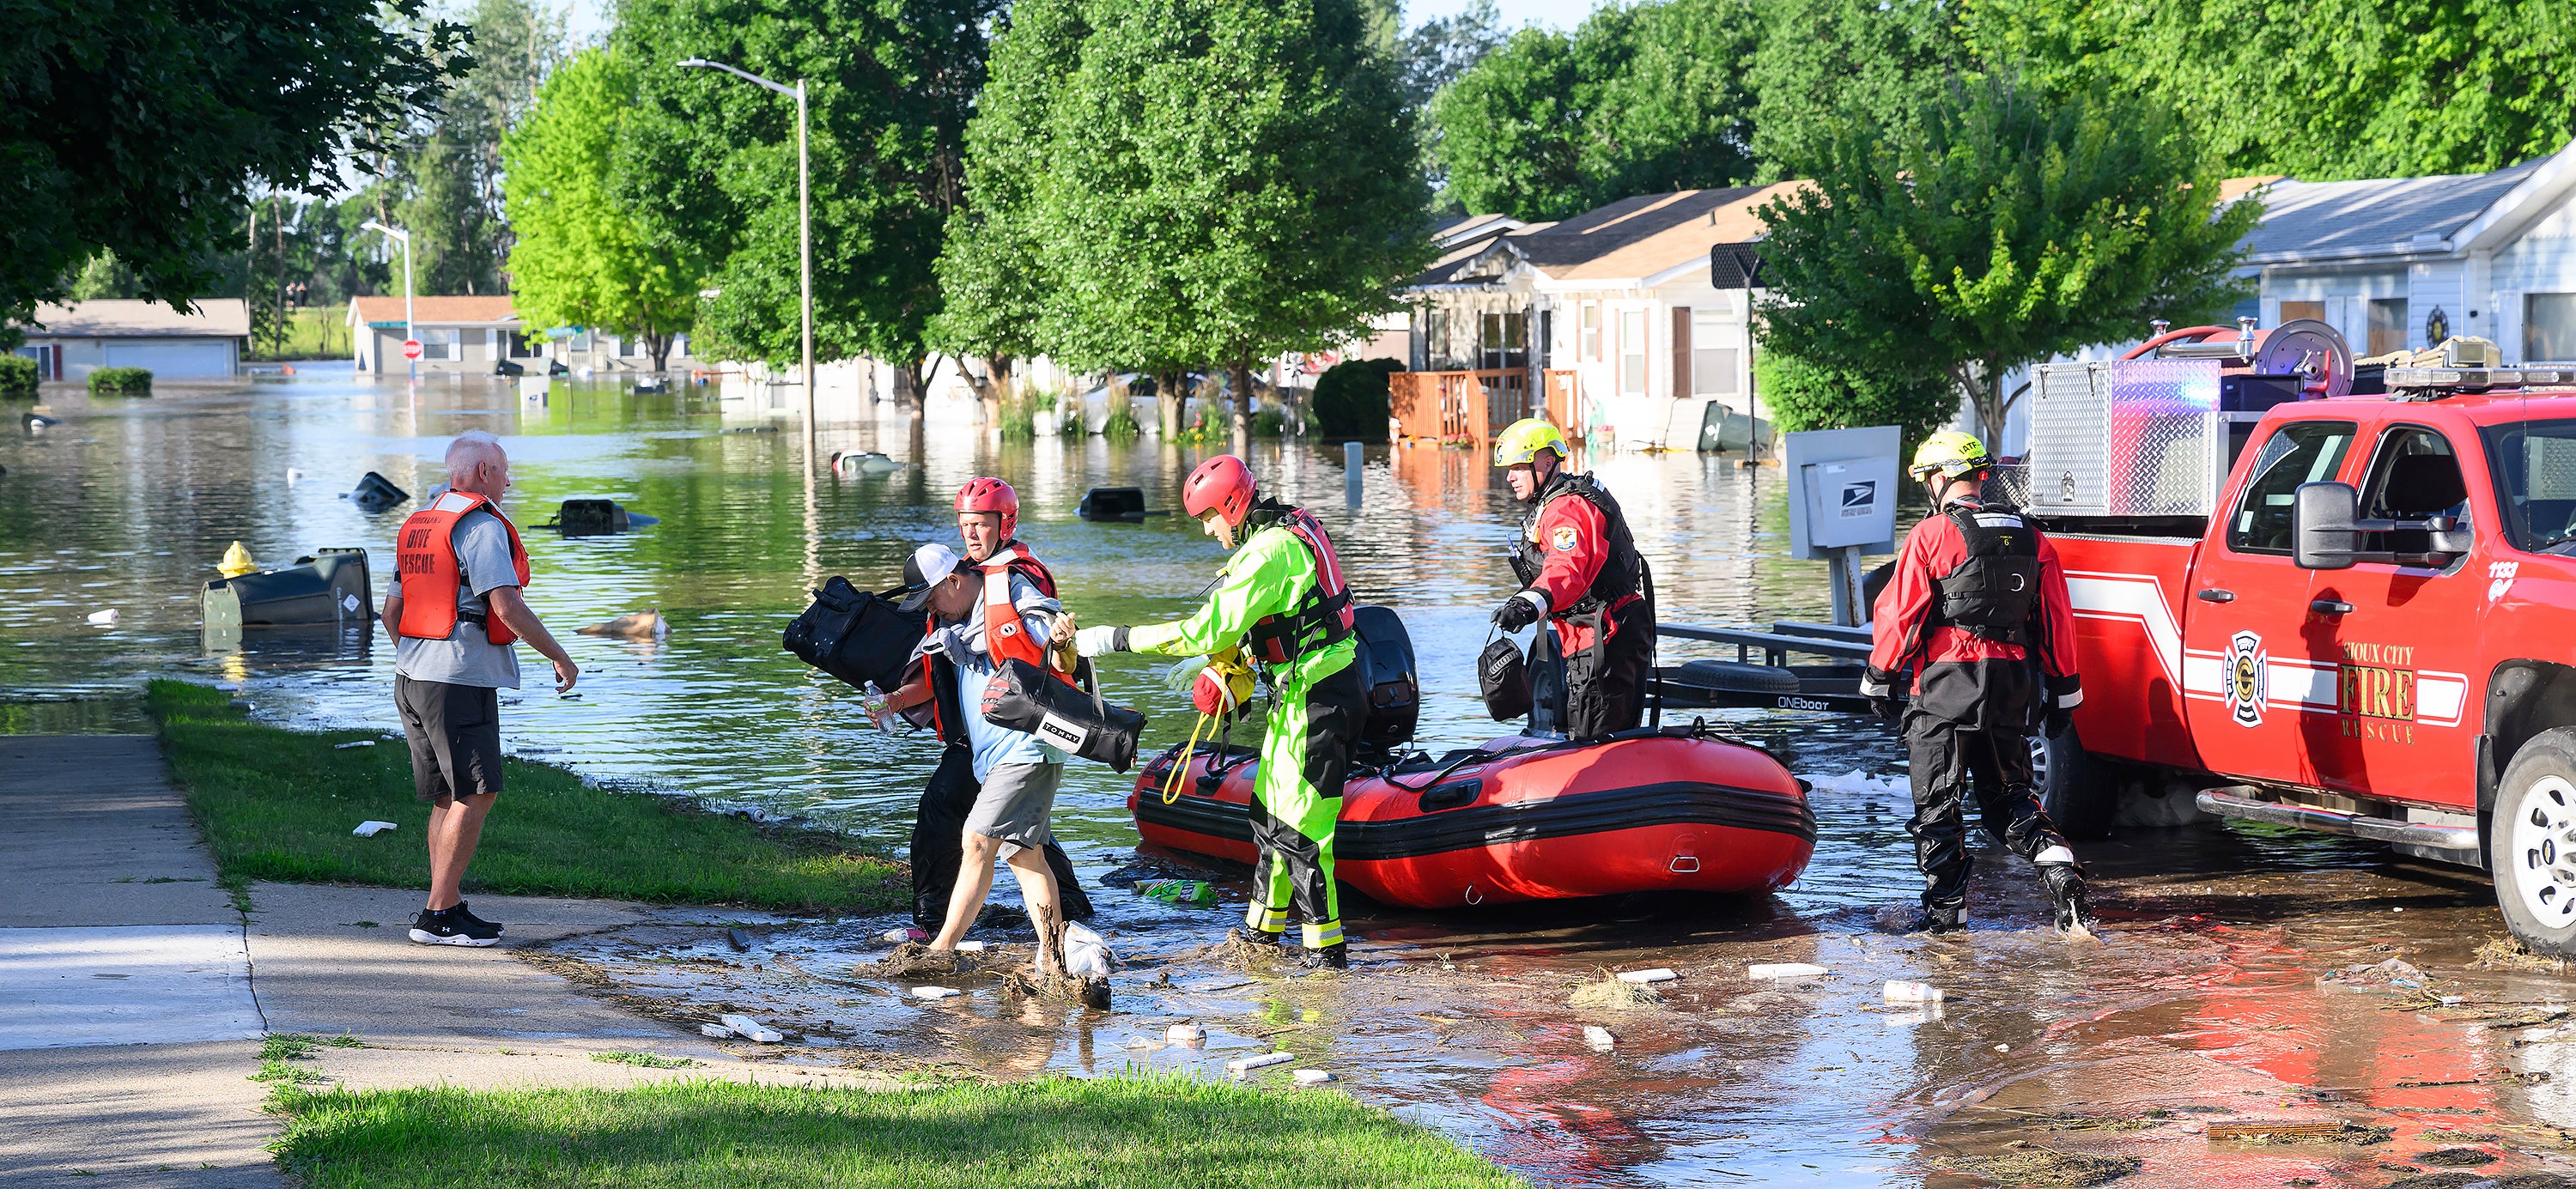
[217,541,256,579]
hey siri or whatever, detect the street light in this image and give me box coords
[678,58,813,452]
[360,221,414,383]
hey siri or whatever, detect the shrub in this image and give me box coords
[1250,409,1285,438]
[1754,349,1951,451]
[1102,406,1143,440]
[88,366,153,397]
[1313,358,1400,441]
[0,354,35,397]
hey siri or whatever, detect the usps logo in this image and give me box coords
[2226,630,2268,727]
[1838,481,1876,519]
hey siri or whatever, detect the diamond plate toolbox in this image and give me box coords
[2030,359,2231,518]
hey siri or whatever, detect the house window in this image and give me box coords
[2280,300,2325,325]
[1692,312,1736,395]
[1581,303,1601,361]
[1479,311,1525,371]
[1537,310,1552,368]
[1619,309,1646,395]
[2528,294,2576,362]
[2367,298,2409,356]
[422,328,459,360]
[506,331,531,357]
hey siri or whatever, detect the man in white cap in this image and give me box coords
[893,542,1080,980]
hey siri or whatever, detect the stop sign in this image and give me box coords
[402,339,422,361]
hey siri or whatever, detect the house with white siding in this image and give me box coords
[2245,140,2576,365]
[14,299,248,380]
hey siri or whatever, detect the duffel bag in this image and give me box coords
[1479,633,1532,722]
[981,658,1147,772]
[782,576,923,693]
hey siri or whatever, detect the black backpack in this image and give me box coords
[781,577,924,694]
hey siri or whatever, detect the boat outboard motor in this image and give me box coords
[1350,604,1419,758]
[347,471,409,513]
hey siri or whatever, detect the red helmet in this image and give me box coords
[955,477,1018,540]
[1182,455,1255,528]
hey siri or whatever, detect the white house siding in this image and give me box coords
[39,337,240,379]
[2491,205,2576,362]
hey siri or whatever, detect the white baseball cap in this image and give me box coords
[895,543,964,612]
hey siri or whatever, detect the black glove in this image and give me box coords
[2043,700,2074,738]
[1492,591,1544,633]
[1868,695,1899,722]
[1861,665,1899,722]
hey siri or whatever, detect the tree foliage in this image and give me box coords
[940,0,1430,437]
[612,0,996,389]
[1755,73,2262,445]
[1428,0,1761,221]
[0,0,465,333]
[1753,350,1954,448]
[1746,0,1965,179]
[504,48,702,369]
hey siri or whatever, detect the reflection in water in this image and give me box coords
[13,368,2576,1186]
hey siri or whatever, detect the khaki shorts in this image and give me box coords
[965,762,1059,857]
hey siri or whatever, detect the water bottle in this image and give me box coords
[860,682,902,734]
[1138,879,1215,906]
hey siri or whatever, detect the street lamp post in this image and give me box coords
[360,221,414,383]
[678,58,813,453]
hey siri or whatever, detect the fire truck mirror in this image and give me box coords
[2293,481,2360,570]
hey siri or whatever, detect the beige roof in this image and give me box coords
[349,295,519,326]
[1535,181,1813,283]
[27,299,250,338]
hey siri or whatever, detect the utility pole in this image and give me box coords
[361,221,414,382]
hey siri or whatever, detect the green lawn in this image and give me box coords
[147,680,904,913]
[270,1076,1523,1188]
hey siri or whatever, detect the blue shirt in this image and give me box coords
[913,573,1070,780]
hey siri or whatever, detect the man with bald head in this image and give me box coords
[383,431,578,946]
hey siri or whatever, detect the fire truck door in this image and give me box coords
[2306,425,2482,804]
[2180,420,2356,787]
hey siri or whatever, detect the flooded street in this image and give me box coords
[10,368,2576,1186]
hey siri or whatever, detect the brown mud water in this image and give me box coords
[13,370,2576,1185]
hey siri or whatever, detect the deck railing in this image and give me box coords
[1389,368,1579,443]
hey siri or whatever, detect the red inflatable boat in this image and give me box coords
[1128,727,1815,909]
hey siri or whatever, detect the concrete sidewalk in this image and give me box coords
[0,735,875,1187]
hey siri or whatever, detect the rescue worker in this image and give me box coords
[1860,431,2092,937]
[1074,455,1367,969]
[897,479,1092,931]
[1489,418,1652,739]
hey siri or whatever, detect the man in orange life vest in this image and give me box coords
[896,479,1093,934]
[382,432,578,947]
[1489,419,1652,740]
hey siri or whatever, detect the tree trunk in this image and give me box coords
[1229,358,1255,443]
[647,331,671,373]
[1155,371,1182,438]
[895,359,927,410]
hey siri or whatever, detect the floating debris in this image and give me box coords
[578,610,668,640]
[1228,1052,1294,1074]
[86,609,118,626]
[726,928,752,952]
[1570,971,1663,1011]
[718,1014,782,1042]
[2205,1119,2391,1144]
[912,986,961,1001]
[1885,980,1946,1003]
[1935,1150,2141,1186]
[1166,1022,1206,1045]
[2415,1148,2499,1167]
[700,1023,734,1039]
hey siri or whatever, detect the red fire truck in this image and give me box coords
[1659,319,2576,952]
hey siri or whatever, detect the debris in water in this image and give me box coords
[912,986,962,1000]
[1885,980,1945,1003]
[1935,1149,2141,1186]
[86,609,118,626]
[347,471,409,512]
[1292,1069,1334,1084]
[718,1014,782,1043]
[1583,1025,1615,1050]
[1064,923,1113,978]
[1167,1022,1206,1045]
[829,451,902,475]
[2204,1119,2391,1144]
[284,468,307,485]
[1569,971,1664,1011]
[1747,963,1826,980]
[956,940,986,953]
[2476,937,2567,972]
[2322,956,2430,992]
[351,821,398,838]
[700,1023,734,1039]
[726,929,752,952]
[883,927,928,944]
[1619,968,1678,985]
[578,610,668,640]
[1228,1052,1294,1074]
[2415,1148,2498,1167]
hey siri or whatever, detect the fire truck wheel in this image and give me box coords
[2036,719,2113,840]
[2491,728,2576,956]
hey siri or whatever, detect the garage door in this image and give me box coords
[104,342,234,378]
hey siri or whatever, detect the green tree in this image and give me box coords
[1755,73,2263,445]
[1745,0,1964,179]
[1427,0,1762,221]
[1032,0,1432,438]
[504,48,702,369]
[613,0,998,400]
[0,0,464,343]
[1753,350,1953,447]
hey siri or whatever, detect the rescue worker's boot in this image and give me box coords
[1296,942,1349,971]
[1910,903,1964,935]
[2040,861,2093,937]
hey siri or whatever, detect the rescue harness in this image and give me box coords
[1929,502,2041,647]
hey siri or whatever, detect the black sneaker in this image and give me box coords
[449,901,504,937]
[408,906,501,947]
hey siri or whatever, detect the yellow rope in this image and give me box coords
[1162,712,1219,805]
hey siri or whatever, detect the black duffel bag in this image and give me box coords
[1479,633,1532,722]
[782,576,923,693]
[980,658,1147,772]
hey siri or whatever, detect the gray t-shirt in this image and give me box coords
[392,500,525,689]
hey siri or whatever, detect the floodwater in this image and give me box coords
[9,367,2576,1186]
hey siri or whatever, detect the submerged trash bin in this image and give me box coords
[347,471,409,512]
[1077,487,1149,521]
[545,498,659,537]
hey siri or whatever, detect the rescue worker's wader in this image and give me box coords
[1514,473,1651,740]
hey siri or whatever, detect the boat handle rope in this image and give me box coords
[1161,713,1218,805]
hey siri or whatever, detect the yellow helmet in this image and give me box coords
[1909,430,1993,482]
[1493,418,1570,467]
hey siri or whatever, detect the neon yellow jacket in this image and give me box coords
[1127,522,1357,689]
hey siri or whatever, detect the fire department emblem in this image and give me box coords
[2227,630,2268,727]
[1550,525,1579,552]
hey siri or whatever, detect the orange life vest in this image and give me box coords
[394,491,531,644]
[976,543,1062,671]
